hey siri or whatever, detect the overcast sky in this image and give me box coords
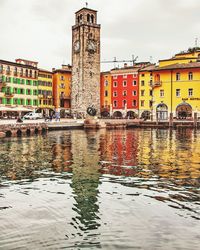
[0,0,200,71]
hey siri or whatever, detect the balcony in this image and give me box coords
[149,81,162,88]
[60,95,70,100]
[4,91,14,98]
[6,71,11,75]
[14,72,18,76]
[38,94,43,98]
[47,95,52,99]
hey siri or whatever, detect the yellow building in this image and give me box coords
[53,65,72,117]
[151,49,200,120]
[38,69,54,115]
[139,64,155,119]
[100,71,112,117]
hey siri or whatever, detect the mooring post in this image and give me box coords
[169,113,173,127]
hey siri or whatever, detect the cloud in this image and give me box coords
[0,0,200,70]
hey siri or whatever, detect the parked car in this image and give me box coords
[23,112,43,120]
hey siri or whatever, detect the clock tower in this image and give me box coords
[71,7,101,116]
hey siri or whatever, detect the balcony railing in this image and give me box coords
[149,81,162,88]
[4,91,14,98]
[60,95,70,100]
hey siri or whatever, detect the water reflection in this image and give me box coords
[69,130,101,247]
[0,128,200,249]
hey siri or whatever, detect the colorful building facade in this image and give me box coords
[0,59,39,117]
[100,71,112,117]
[151,49,200,120]
[138,64,155,119]
[38,69,54,115]
[110,65,140,118]
[52,65,72,117]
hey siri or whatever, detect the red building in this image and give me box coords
[110,63,149,118]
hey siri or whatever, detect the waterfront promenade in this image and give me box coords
[0,118,199,138]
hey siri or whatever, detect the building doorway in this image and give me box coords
[176,102,192,119]
[156,103,168,120]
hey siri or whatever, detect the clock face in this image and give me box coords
[74,40,80,53]
[87,40,96,53]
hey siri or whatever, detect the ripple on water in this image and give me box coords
[0,129,200,249]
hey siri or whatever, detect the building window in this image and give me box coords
[133,80,137,86]
[123,74,127,79]
[176,73,180,81]
[141,74,145,77]
[149,90,153,96]
[133,73,137,78]
[104,80,108,86]
[141,80,145,86]
[123,100,127,107]
[113,75,117,79]
[132,90,137,96]
[133,100,137,106]
[20,68,23,76]
[176,89,181,97]
[113,81,117,87]
[160,89,164,97]
[141,90,145,96]
[6,66,10,74]
[0,65,3,73]
[113,100,117,107]
[188,72,193,80]
[60,83,65,88]
[14,99,18,105]
[123,90,127,96]
[60,76,64,80]
[14,67,17,76]
[123,80,127,87]
[188,88,193,97]
[26,69,28,77]
[14,88,18,94]
[149,100,153,107]
[141,100,145,107]
[20,89,24,94]
[113,91,117,97]
[104,90,108,97]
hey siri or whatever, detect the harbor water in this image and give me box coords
[0,128,200,249]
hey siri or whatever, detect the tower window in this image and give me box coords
[87,14,90,23]
[91,15,94,23]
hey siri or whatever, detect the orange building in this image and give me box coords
[52,65,72,117]
[100,71,112,117]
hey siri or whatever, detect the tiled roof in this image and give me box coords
[153,62,200,71]
[38,68,52,74]
[139,64,157,72]
[0,59,38,69]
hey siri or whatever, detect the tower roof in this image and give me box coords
[75,7,97,14]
